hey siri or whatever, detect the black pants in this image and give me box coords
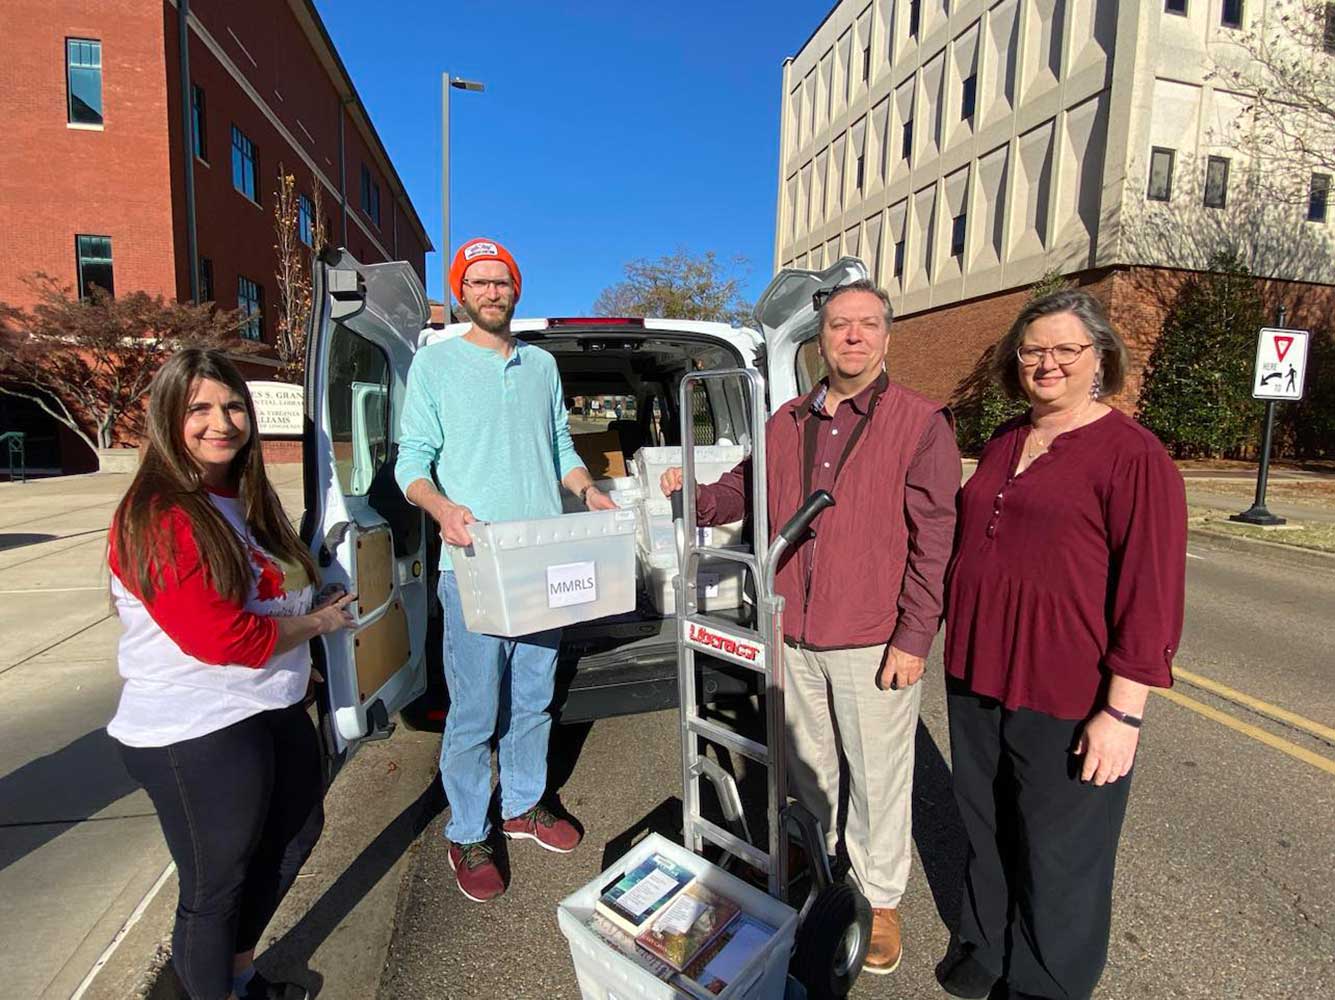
[947,683,1132,1000]
[119,703,325,1000]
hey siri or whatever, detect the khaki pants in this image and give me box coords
[783,641,922,909]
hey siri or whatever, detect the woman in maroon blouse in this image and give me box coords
[935,290,1186,1000]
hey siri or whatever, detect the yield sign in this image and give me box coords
[1274,335,1293,361]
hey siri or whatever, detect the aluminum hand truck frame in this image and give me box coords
[670,367,872,999]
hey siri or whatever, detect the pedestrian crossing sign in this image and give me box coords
[1251,327,1309,401]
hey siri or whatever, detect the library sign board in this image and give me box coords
[1251,328,1310,402]
[248,381,304,437]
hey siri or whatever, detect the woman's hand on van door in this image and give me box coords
[660,467,684,497]
[438,501,477,547]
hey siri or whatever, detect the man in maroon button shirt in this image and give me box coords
[662,279,960,976]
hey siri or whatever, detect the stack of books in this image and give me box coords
[585,853,777,998]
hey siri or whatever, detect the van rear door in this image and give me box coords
[302,249,431,762]
[752,257,870,410]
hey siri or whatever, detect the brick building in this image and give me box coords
[775,1,1335,437]
[0,0,432,473]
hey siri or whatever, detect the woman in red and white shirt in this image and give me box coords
[108,349,355,1000]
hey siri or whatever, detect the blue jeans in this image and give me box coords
[438,571,562,844]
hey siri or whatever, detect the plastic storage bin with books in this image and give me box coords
[561,476,646,514]
[639,545,747,616]
[448,508,638,636]
[557,832,798,1000]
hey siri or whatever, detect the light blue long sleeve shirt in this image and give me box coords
[395,336,584,569]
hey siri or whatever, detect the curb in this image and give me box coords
[1188,526,1335,571]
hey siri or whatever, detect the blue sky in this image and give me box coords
[316,1,829,315]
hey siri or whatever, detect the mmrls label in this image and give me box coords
[546,561,597,609]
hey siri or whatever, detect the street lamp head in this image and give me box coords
[451,78,486,92]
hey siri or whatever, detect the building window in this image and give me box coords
[75,235,113,299]
[299,193,315,247]
[862,46,871,83]
[1324,3,1335,53]
[191,84,207,160]
[199,257,214,302]
[66,38,103,126]
[1221,0,1243,28]
[360,164,381,226]
[902,118,914,162]
[961,74,977,121]
[238,276,263,340]
[950,213,967,258]
[1203,156,1230,208]
[1147,147,1175,201]
[909,0,921,38]
[231,126,259,202]
[1309,173,1331,222]
[893,238,906,278]
[856,154,865,191]
[1165,0,1187,14]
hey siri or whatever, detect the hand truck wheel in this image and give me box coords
[791,881,872,999]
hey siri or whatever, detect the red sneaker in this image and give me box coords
[448,840,505,902]
[502,803,582,853]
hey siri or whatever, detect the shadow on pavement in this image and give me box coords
[0,728,141,872]
[911,719,968,930]
[600,796,684,872]
[259,778,446,993]
[0,532,57,551]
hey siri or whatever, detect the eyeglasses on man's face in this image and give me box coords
[1016,343,1093,367]
[462,277,514,293]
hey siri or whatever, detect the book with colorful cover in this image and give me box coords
[594,853,696,935]
[585,913,677,982]
[635,881,742,971]
[678,914,777,996]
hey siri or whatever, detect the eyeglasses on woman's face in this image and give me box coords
[1016,343,1093,367]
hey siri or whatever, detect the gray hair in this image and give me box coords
[991,288,1128,400]
[819,279,895,330]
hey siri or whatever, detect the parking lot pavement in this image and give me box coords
[379,542,1335,1000]
[0,465,305,999]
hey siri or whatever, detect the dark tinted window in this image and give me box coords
[238,275,263,340]
[1165,0,1187,14]
[191,84,207,159]
[950,213,967,258]
[1147,147,1174,201]
[962,74,977,121]
[66,39,102,125]
[1308,173,1330,223]
[75,235,113,298]
[1222,0,1243,27]
[1204,156,1229,209]
[232,126,259,202]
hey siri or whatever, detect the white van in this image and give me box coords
[302,248,868,761]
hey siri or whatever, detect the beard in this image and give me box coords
[463,297,515,334]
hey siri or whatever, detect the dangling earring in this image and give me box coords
[1090,370,1103,399]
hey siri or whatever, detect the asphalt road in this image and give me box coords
[378,537,1335,999]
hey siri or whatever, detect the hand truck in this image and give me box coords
[668,368,872,1000]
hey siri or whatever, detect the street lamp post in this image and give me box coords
[442,73,485,311]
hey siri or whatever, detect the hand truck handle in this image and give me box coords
[776,490,835,544]
[669,488,685,525]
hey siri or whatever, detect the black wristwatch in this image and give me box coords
[1102,705,1143,728]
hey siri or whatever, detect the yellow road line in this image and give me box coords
[1153,687,1335,777]
[1174,667,1335,746]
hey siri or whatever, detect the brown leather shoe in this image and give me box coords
[863,906,903,975]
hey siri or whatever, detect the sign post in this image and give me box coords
[1231,317,1310,527]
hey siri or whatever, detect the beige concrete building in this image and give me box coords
[774,1,1335,405]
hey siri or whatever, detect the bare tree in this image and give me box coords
[1208,1,1335,199]
[0,274,246,457]
[594,249,753,326]
[273,169,326,384]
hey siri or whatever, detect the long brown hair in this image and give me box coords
[111,349,319,603]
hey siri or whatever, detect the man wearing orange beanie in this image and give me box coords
[396,237,617,903]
